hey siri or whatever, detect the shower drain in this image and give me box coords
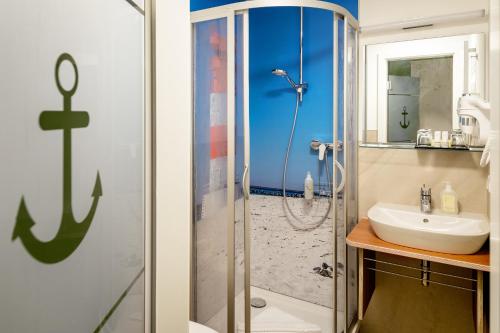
[250,297,267,308]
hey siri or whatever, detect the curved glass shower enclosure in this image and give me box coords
[191,1,358,333]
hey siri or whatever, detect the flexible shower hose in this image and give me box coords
[282,92,343,231]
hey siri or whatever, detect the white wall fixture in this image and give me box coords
[360,10,486,34]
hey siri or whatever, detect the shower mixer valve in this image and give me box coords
[310,139,343,160]
[318,144,327,161]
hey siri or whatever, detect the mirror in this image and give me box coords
[361,34,485,147]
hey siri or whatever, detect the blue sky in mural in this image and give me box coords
[191,0,245,11]
[249,7,345,191]
[190,0,359,19]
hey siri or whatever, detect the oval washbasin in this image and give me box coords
[368,203,490,254]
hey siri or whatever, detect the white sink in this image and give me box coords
[368,203,489,254]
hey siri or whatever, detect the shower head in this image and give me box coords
[272,68,288,77]
[271,68,308,101]
[271,68,297,89]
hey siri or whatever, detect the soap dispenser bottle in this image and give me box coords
[440,181,459,214]
[304,171,314,200]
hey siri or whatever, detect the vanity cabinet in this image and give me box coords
[347,219,489,333]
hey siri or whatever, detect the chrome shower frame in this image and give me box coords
[190,2,359,333]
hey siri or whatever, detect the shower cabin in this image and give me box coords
[191,1,358,332]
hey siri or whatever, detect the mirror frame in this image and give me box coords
[360,33,486,147]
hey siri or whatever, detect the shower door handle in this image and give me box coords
[335,160,346,193]
[242,164,250,200]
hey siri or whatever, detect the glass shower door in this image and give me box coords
[193,17,230,333]
[192,12,250,333]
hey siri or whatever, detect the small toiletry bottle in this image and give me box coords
[441,131,449,148]
[432,131,442,148]
[304,171,314,200]
[441,181,459,214]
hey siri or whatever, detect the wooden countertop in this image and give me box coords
[347,218,490,272]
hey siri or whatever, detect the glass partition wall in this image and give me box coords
[192,2,358,333]
[0,1,149,332]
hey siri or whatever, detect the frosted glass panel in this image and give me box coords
[193,17,229,333]
[0,1,145,332]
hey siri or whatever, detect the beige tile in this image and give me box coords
[358,148,489,217]
[365,130,378,143]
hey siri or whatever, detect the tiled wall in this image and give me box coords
[358,147,489,217]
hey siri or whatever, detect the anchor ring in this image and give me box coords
[55,53,78,97]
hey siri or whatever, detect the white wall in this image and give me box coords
[155,0,192,332]
[489,0,500,331]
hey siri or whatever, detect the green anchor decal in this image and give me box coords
[12,53,102,264]
[400,105,410,129]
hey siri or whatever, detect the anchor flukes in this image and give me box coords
[12,197,35,241]
[92,172,103,198]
